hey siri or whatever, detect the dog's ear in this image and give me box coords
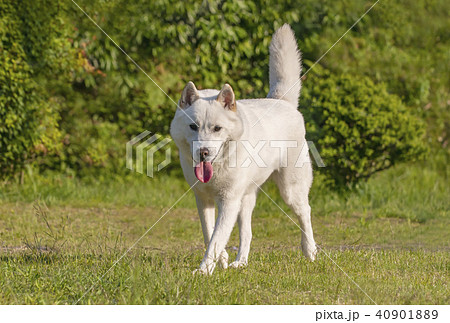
[216,83,236,111]
[179,81,199,109]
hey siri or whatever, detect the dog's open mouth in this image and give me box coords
[194,161,213,183]
[193,142,226,183]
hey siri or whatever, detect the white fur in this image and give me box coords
[267,24,302,106]
[170,24,316,275]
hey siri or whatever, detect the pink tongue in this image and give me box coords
[194,161,213,183]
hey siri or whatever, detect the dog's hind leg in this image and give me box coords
[195,194,229,269]
[273,164,317,261]
[230,191,257,268]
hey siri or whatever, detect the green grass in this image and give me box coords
[0,154,448,304]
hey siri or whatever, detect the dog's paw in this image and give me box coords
[302,242,318,261]
[192,268,208,275]
[218,250,229,269]
[229,260,247,269]
[192,262,216,275]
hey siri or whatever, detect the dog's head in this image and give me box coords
[170,81,243,183]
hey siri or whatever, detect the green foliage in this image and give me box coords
[1,0,448,186]
[63,0,447,180]
[0,0,82,178]
[303,0,450,145]
[302,71,428,186]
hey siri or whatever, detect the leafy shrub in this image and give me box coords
[301,71,428,187]
[0,1,71,178]
[306,0,449,146]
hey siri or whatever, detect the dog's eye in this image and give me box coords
[189,124,199,131]
[214,126,222,132]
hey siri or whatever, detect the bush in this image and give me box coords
[0,2,54,177]
[0,0,83,179]
[301,71,428,187]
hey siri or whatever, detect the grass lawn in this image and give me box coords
[0,154,448,304]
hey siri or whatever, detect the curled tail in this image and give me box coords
[267,24,302,107]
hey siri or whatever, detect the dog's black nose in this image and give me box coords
[199,147,209,161]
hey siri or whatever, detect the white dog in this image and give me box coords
[170,24,317,274]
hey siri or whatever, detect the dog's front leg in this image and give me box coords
[230,192,257,268]
[195,194,229,269]
[196,199,240,274]
[195,194,215,246]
